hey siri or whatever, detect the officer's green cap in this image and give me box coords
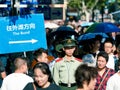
[62,39,77,47]
[55,39,77,52]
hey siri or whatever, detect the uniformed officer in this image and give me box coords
[53,39,83,90]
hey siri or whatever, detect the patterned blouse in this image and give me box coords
[95,67,115,90]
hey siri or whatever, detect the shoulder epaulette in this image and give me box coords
[75,58,83,62]
[56,58,63,62]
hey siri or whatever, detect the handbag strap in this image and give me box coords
[33,83,36,90]
[97,68,110,90]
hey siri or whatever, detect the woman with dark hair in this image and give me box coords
[95,51,115,90]
[23,62,61,90]
[75,64,98,90]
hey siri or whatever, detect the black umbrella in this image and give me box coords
[48,26,78,46]
[50,26,78,38]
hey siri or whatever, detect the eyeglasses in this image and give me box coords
[104,46,112,48]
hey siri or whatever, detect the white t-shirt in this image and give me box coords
[106,54,115,70]
[106,72,120,90]
[1,73,33,90]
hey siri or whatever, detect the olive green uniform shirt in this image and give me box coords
[53,56,82,85]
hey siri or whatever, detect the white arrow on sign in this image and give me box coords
[9,39,38,44]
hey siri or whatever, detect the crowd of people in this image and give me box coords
[0,19,120,90]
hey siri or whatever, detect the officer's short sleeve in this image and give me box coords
[53,62,60,85]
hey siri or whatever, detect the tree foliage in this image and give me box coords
[67,0,120,21]
[68,0,120,13]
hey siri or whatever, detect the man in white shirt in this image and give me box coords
[104,39,115,70]
[1,57,33,90]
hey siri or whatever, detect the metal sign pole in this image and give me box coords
[23,52,27,57]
